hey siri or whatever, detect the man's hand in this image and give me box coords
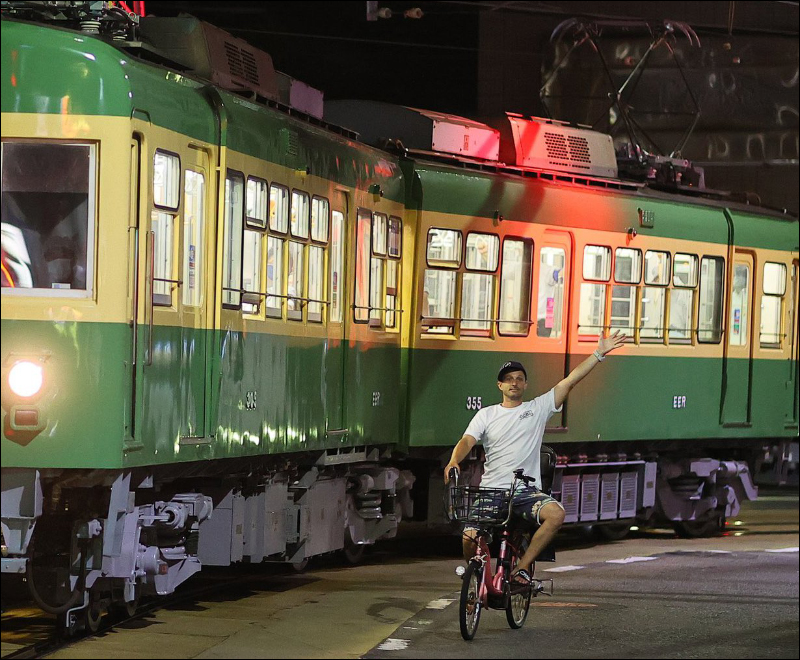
[444,462,460,484]
[598,329,627,356]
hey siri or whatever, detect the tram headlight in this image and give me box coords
[8,361,43,398]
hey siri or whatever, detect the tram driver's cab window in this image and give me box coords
[2,141,96,297]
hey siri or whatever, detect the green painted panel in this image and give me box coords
[721,359,751,424]
[1,319,126,469]
[411,164,797,251]
[407,349,797,449]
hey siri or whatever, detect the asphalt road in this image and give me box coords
[1,489,797,659]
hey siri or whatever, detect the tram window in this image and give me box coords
[1,142,95,296]
[388,216,402,258]
[537,247,565,338]
[373,213,388,256]
[640,287,666,340]
[222,172,244,308]
[583,245,611,281]
[354,209,371,322]
[426,228,462,267]
[311,197,329,243]
[644,251,670,286]
[242,229,262,315]
[499,238,533,336]
[673,254,698,287]
[151,210,175,306]
[729,263,750,346]
[182,171,205,307]
[385,259,398,328]
[154,151,180,210]
[614,248,641,284]
[330,211,344,323]
[269,184,289,233]
[287,240,304,320]
[578,283,606,336]
[246,177,268,229]
[461,273,493,335]
[423,269,456,334]
[384,217,402,328]
[265,235,284,317]
[698,256,725,343]
[760,262,786,347]
[291,191,310,239]
[308,245,324,322]
[640,251,670,342]
[610,285,637,334]
[466,233,500,272]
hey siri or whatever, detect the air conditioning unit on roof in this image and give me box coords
[494,114,618,179]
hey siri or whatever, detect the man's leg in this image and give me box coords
[515,501,565,574]
[462,528,478,562]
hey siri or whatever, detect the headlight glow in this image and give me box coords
[8,361,43,398]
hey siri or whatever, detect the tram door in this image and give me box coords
[324,191,348,437]
[537,230,572,429]
[722,251,755,424]
[789,260,799,424]
[128,138,211,452]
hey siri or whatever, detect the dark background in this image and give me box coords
[146,1,799,214]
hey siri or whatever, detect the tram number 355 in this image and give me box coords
[466,396,483,411]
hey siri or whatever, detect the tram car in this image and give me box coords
[2,2,798,631]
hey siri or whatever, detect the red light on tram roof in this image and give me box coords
[10,73,16,87]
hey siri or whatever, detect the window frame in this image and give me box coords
[464,231,501,274]
[425,227,463,269]
[697,255,725,344]
[582,244,612,282]
[644,250,671,287]
[311,195,330,245]
[672,252,699,288]
[760,261,787,348]
[1,140,99,299]
[245,176,269,230]
[613,247,642,284]
[497,236,534,337]
[221,169,245,310]
[269,183,290,235]
[153,149,181,212]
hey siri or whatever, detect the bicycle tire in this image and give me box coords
[459,561,483,641]
[505,555,531,629]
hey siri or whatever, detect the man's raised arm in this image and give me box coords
[554,330,627,409]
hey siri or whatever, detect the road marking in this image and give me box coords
[704,550,732,554]
[378,639,410,651]
[542,565,585,572]
[765,547,799,553]
[606,556,660,564]
[426,598,456,609]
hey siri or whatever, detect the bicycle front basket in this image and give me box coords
[449,486,510,525]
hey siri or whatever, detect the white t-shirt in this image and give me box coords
[463,388,562,489]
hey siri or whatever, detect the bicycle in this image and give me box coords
[446,468,554,641]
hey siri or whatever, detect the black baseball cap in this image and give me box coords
[498,361,527,382]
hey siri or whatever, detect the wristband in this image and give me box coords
[593,350,605,362]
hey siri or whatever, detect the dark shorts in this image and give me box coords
[464,486,563,531]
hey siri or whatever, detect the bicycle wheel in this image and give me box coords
[505,555,531,629]
[459,561,483,641]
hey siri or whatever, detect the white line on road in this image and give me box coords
[542,565,586,572]
[378,639,410,651]
[426,598,456,609]
[606,556,660,564]
[765,547,799,553]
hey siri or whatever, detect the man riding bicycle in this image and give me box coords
[445,331,627,585]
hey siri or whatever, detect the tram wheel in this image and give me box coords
[673,515,725,538]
